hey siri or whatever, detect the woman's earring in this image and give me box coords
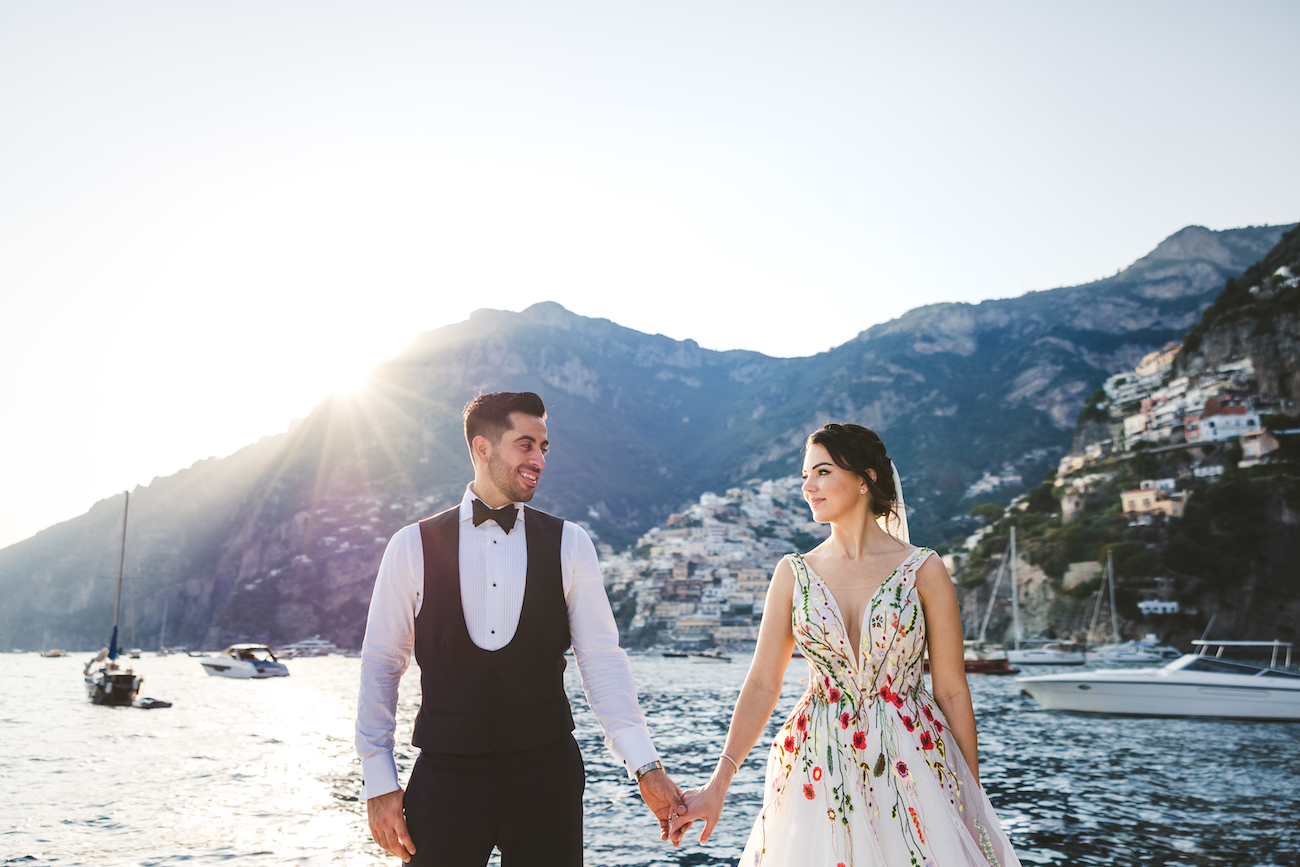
[860,488,866,494]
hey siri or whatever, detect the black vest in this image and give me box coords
[411,505,575,754]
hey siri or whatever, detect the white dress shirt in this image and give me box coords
[355,484,659,800]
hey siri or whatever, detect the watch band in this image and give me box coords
[633,760,664,781]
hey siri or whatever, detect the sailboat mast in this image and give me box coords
[1108,551,1120,643]
[1009,526,1021,649]
[108,490,129,660]
[159,599,168,651]
[1086,560,1106,650]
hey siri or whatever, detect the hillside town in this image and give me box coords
[597,478,828,649]
[1053,342,1289,524]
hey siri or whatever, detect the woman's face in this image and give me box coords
[801,443,867,523]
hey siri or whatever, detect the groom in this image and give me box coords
[355,391,688,865]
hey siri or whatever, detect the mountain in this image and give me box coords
[0,223,1291,651]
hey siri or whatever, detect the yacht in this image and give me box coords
[1083,555,1180,664]
[199,644,291,679]
[1016,640,1300,720]
[1088,637,1181,665]
[276,636,339,658]
[1006,642,1086,665]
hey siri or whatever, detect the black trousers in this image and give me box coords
[403,735,585,867]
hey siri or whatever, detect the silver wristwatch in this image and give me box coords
[633,759,664,781]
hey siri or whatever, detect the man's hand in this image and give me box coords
[366,788,416,862]
[637,768,690,843]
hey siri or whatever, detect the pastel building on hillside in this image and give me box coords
[1120,485,1186,519]
[1184,397,1261,443]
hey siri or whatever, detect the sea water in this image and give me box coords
[2,653,1297,866]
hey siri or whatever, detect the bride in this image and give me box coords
[669,423,1020,866]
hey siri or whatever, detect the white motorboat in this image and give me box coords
[1017,640,1300,720]
[1082,555,1180,664]
[199,644,290,679]
[276,636,338,658]
[1006,642,1086,665]
[1088,637,1181,665]
[688,650,732,663]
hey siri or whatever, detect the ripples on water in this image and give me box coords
[3,654,1298,866]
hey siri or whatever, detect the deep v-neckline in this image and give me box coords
[797,548,922,673]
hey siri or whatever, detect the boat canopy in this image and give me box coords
[1192,639,1293,669]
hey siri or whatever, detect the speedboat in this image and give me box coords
[1087,636,1181,665]
[1017,640,1300,720]
[1007,642,1086,666]
[199,644,290,679]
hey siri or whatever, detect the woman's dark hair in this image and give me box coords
[463,391,547,447]
[806,423,902,532]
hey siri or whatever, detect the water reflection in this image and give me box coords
[2,654,1297,866]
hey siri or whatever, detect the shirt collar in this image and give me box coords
[458,483,523,523]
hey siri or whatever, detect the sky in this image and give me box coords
[2,1,1298,550]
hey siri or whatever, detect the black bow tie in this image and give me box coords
[472,498,518,533]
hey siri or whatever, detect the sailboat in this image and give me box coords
[155,600,170,656]
[1085,552,1180,664]
[83,491,170,708]
[1004,527,1086,666]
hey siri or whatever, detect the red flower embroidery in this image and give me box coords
[813,766,823,781]
[922,705,934,721]
[920,731,934,750]
[828,687,841,703]
[936,720,945,733]
[784,735,796,752]
[879,685,893,703]
[895,759,909,778]
[824,675,831,688]
[852,731,867,750]
[892,693,904,708]
[840,711,851,729]
[797,714,808,732]
[901,715,915,731]
[803,783,815,799]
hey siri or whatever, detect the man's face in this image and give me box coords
[483,412,549,503]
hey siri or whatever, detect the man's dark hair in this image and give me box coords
[463,392,547,447]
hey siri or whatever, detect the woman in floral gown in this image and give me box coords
[670,423,1020,867]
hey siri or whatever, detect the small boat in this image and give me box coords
[40,649,67,658]
[923,651,1020,676]
[1088,638,1181,665]
[1007,642,1086,666]
[199,644,290,678]
[688,650,731,663]
[661,651,689,658]
[996,527,1085,666]
[1016,640,1300,720]
[277,636,339,658]
[85,491,144,707]
[1082,555,1181,664]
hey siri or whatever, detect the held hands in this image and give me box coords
[367,788,416,862]
[636,768,690,843]
[667,758,736,846]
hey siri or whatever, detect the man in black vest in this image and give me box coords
[356,391,689,865]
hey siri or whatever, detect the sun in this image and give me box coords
[331,366,373,396]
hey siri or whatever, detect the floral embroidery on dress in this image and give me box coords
[741,547,1020,867]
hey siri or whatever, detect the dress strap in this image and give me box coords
[899,547,935,588]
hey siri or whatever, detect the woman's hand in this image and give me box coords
[669,777,729,846]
